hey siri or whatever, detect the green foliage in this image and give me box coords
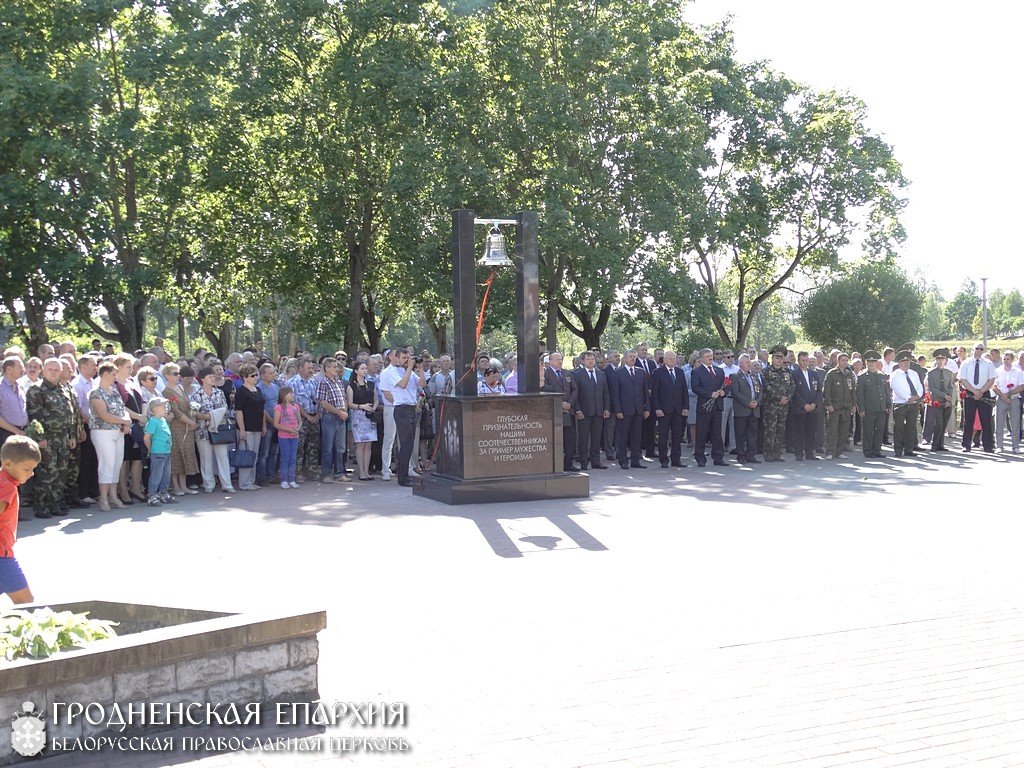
[945,280,980,337]
[799,262,923,354]
[1,0,908,354]
[0,608,117,661]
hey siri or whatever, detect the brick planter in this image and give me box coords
[0,601,325,765]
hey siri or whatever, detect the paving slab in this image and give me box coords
[10,448,1024,767]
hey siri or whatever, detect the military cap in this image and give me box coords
[932,348,950,359]
[894,349,914,363]
[769,344,788,356]
[897,342,915,353]
[864,350,882,362]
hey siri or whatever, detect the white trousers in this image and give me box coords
[91,428,123,484]
[381,406,397,476]
[720,397,736,451]
[197,438,233,491]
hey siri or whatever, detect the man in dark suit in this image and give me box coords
[608,349,651,468]
[650,350,689,467]
[601,350,619,462]
[571,351,610,470]
[691,348,727,467]
[789,351,823,460]
[543,352,579,472]
[730,353,762,463]
[635,342,658,460]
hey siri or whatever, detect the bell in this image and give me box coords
[479,225,512,267]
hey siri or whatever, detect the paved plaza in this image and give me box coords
[17,448,1024,768]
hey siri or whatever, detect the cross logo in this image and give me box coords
[10,701,46,757]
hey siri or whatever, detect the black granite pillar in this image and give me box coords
[515,210,540,394]
[452,209,478,397]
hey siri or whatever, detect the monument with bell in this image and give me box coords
[414,209,590,505]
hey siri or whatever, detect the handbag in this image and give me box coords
[209,424,238,445]
[228,447,257,468]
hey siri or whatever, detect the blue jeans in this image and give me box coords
[278,437,298,483]
[320,413,347,478]
[257,425,278,484]
[148,453,171,496]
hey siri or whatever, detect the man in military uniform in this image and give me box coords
[58,359,89,510]
[889,349,923,457]
[897,343,928,446]
[25,359,75,519]
[925,348,955,452]
[856,351,891,458]
[762,345,795,462]
[823,351,856,459]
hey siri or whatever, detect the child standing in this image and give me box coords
[0,436,42,604]
[143,398,176,506]
[273,387,300,489]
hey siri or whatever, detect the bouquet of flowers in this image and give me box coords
[25,420,44,442]
[959,388,967,401]
[930,398,943,408]
[188,401,201,413]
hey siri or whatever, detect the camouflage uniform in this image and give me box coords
[25,380,75,516]
[61,382,83,504]
[823,365,857,457]
[762,363,796,460]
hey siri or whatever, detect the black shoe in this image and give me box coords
[806,455,820,461]
[630,462,646,469]
[745,457,761,464]
[564,465,581,473]
[962,447,971,452]
[795,456,804,461]
[660,462,669,468]
[398,480,414,487]
[696,460,706,467]
[592,464,609,470]
[52,507,69,517]
[729,449,739,455]
[904,451,917,457]
[35,510,52,519]
[671,462,687,468]
[69,498,90,508]
[713,460,727,466]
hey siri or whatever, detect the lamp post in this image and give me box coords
[981,277,988,348]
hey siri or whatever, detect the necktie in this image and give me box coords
[589,370,596,386]
[973,360,980,386]
[907,371,917,397]
[556,370,562,383]
[669,368,675,383]
[707,365,713,376]
[629,367,635,380]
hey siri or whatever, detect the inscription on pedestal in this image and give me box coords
[471,406,550,476]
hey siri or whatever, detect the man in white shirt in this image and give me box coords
[958,342,997,453]
[943,348,960,439]
[379,347,425,487]
[717,350,740,454]
[993,351,1024,453]
[889,350,923,457]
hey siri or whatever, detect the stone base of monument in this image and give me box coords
[413,393,590,506]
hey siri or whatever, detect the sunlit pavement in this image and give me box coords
[21,445,1024,767]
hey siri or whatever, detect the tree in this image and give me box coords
[651,28,908,348]
[918,284,947,341]
[799,262,923,354]
[944,280,980,337]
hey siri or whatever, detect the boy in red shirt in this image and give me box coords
[1,435,42,604]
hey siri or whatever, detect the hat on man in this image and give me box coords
[932,348,950,359]
[894,350,914,363]
[897,342,915,353]
[769,344,788,357]
[864,350,882,362]
[837,351,850,360]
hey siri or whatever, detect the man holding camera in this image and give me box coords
[379,348,425,487]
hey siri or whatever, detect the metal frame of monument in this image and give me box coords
[413,209,590,505]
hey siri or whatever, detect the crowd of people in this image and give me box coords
[539,341,1023,471]
[0,337,1020,525]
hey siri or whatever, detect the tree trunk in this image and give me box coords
[345,201,373,353]
[360,294,388,353]
[544,251,563,351]
[424,306,447,354]
[557,303,611,351]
